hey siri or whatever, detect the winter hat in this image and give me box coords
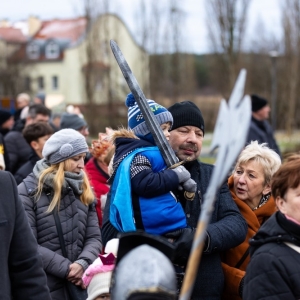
[42,128,88,164]
[251,94,268,112]
[126,93,173,136]
[85,261,113,300]
[60,113,87,130]
[168,101,205,135]
[35,92,46,105]
[0,109,12,127]
[83,253,116,300]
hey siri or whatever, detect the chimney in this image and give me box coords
[28,16,41,36]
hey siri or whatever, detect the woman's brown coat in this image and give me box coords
[221,175,276,300]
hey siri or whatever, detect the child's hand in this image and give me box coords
[182,178,197,194]
[172,165,191,183]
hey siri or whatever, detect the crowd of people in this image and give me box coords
[0,91,300,300]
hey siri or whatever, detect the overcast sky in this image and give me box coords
[0,0,282,54]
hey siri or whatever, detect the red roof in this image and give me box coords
[34,17,87,42]
[0,27,27,43]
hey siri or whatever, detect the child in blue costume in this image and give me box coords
[109,93,196,235]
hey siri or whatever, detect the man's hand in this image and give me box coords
[172,228,195,265]
[170,228,210,266]
[67,263,84,286]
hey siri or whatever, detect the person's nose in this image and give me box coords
[238,173,246,184]
[78,158,85,169]
[186,131,197,144]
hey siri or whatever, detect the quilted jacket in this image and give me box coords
[18,173,102,300]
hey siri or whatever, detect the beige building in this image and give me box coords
[6,14,149,109]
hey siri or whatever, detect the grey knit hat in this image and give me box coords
[60,113,87,130]
[42,129,88,164]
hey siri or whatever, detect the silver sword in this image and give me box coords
[110,39,195,200]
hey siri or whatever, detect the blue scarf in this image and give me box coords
[110,147,157,232]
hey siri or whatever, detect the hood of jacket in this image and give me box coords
[249,211,299,255]
[112,129,154,163]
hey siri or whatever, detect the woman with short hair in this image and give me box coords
[221,141,281,299]
[18,128,102,300]
[243,154,300,299]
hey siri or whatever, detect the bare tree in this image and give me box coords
[206,0,251,92]
[135,0,150,96]
[280,0,300,134]
[134,0,196,103]
[81,0,123,132]
[0,41,28,98]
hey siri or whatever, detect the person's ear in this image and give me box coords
[276,196,287,214]
[25,116,33,126]
[30,140,39,151]
[262,183,271,196]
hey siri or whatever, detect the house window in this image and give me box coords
[38,76,44,90]
[52,76,59,90]
[45,42,60,59]
[25,76,31,91]
[27,43,40,59]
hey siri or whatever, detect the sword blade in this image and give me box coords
[110,40,178,167]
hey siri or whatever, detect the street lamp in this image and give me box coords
[269,50,278,131]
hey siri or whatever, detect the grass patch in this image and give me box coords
[199,156,216,164]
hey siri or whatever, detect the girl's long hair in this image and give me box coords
[35,160,94,212]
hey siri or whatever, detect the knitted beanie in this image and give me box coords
[251,94,268,112]
[86,270,112,300]
[42,129,88,164]
[168,101,205,135]
[126,93,173,136]
[0,109,12,127]
[35,92,46,105]
[60,113,87,130]
[83,251,116,300]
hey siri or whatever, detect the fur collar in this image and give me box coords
[110,128,139,145]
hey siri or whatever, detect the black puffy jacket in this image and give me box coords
[244,212,300,300]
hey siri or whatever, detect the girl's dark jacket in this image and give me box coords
[243,211,300,300]
[18,173,102,300]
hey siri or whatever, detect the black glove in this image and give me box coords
[165,228,210,266]
[172,227,195,266]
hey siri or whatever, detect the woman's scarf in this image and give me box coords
[33,158,84,195]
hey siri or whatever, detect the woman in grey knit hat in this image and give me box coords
[18,128,102,300]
